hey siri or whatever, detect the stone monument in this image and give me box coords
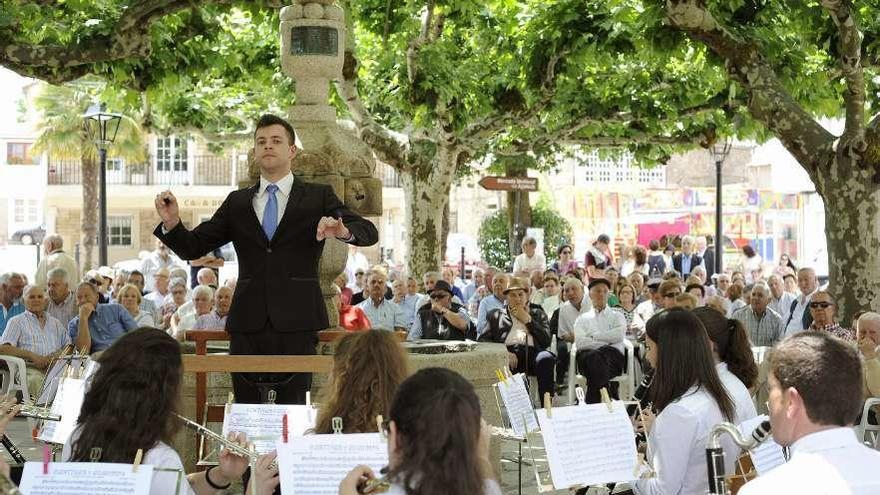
[242,0,383,327]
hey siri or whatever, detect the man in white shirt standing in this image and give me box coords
[572,278,626,403]
[512,236,546,274]
[34,234,79,288]
[739,331,880,494]
[140,240,183,293]
[784,267,819,337]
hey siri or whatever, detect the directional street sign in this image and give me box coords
[478,176,539,192]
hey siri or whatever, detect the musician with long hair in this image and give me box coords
[314,330,409,434]
[632,309,739,495]
[694,306,759,424]
[62,328,251,494]
[338,368,501,495]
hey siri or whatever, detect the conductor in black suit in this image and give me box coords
[153,114,379,404]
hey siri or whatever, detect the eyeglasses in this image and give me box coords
[355,272,365,276]
[430,293,450,300]
[663,291,681,298]
[809,302,834,309]
[561,250,571,254]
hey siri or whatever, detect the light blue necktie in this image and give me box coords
[262,184,279,240]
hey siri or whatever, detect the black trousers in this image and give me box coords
[229,324,318,405]
[508,345,556,401]
[555,340,570,385]
[575,345,625,404]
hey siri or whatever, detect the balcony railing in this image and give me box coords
[378,162,402,188]
[47,155,251,187]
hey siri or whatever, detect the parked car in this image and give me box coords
[9,225,45,245]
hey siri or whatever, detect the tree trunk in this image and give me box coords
[812,154,880,324]
[400,148,458,281]
[505,163,532,256]
[81,154,98,272]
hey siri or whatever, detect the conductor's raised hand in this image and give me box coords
[316,216,351,241]
[154,190,180,230]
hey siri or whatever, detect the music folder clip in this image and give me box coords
[332,416,343,434]
[306,391,311,407]
[132,448,143,473]
[282,413,289,444]
[89,447,102,463]
[495,369,506,385]
[267,390,277,405]
[599,387,613,412]
[575,386,586,405]
[543,392,552,418]
[42,445,50,474]
[376,415,386,440]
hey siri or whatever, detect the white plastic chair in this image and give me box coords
[567,339,635,404]
[752,346,770,365]
[856,397,880,450]
[0,355,35,429]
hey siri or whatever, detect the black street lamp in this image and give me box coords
[710,138,732,275]
[83,103,122,267]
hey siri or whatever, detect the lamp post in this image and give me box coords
[710,138,732,275]
[83,104,122,267]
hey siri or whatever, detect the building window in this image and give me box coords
[581,150,666,186]
[13,199,39,224]
[108,216,133,246]
[156,136,188,172]
[6,142,37,165]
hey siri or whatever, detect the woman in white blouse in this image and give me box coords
[632,308,740,495]
[63,328,252,495]
[338,368,502,495]
[116,283,155,327]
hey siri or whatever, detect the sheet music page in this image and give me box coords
[277,433,388,495]
[496,373,538,437]
[19,461,153,494]
[738,415,786,475]
[37,378,86,445]
[222,404,317,454]
[536,402,638,488]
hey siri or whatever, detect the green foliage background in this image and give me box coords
[477,200,573,270]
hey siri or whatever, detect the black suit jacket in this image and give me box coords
[478,303,552,351]
[702,247,716,284]
[155,180,378,333]
[672,253,703,277]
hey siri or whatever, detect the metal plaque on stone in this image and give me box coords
[291,26,338,55]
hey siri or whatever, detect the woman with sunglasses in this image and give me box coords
[807,290,855,341]
[631,309,738,495]
[551,244,578,275]
[338,368,501,495]
[656,279,682,310]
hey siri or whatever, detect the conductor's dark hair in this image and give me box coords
[646,308,736,422]
[254,114,297,144]
[387,368,486,495]
[70,328,182,463]
[770,331,863,426]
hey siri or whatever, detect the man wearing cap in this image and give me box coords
[479,277,556,400]
[572,278,627,403]
[408,280,474,341]
[356,269,406,332]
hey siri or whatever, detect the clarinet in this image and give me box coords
[0,436,25,465]
[629,370,653,444]
[706,420,772,495]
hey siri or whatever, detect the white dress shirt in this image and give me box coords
[253,172,294,225]
[739,427,880,495]
[785,289,817,336]
[512,252,546,274]
[769,292,796,322]
[556,299,592,342]
[632,386,740,495]
[636,299,660,325]
[572,305,626,352]
[716,362,758,425]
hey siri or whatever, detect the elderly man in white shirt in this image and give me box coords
[767,273,795,322]
[0,285,70,396]
[552,277,590,386]
[140,239,183,292]
[739,331,880,494]
[784,267,819,336]
[572,278,626,403]
[34,234,79,288]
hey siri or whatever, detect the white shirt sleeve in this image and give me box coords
[591,310,626,346]
[633,403,700,495]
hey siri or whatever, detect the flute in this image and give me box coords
[15,405,60,422]
[175,413,256,460]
